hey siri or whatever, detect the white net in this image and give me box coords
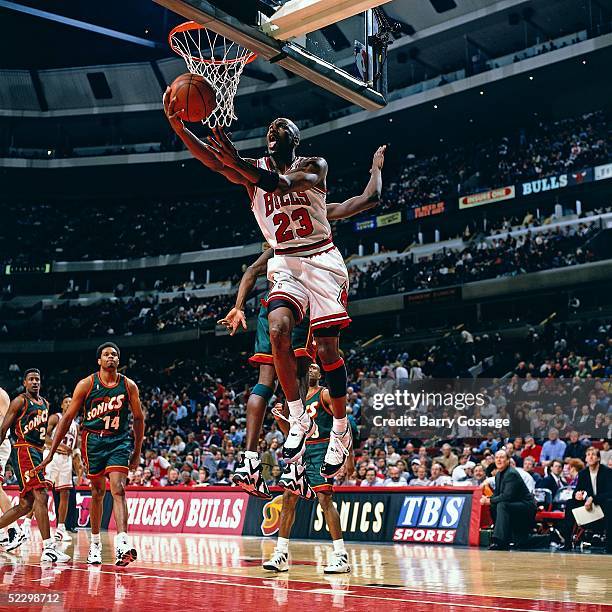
[169,23,256,128]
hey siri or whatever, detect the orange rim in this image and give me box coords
[169,21,257,66]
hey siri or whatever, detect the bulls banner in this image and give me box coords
[244,487,482,546]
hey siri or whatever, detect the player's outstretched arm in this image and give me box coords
[162,88,254,189]
[327,145,386,220]
[127,378,145,471]
[207,128,327,195]
[218,248,273,335]
[0,395,24,446]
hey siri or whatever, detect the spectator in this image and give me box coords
[142,468,160,487]
[361,467,383,487]
[211,467,231,485]
[383,465,408,487]
[409,465,430,486]
[265,423,284,447]
[478,432,500,454]
[194,467,210,487]
[540,429,567,466]
[430,463,453,486]
[163,468,181,486]
[567,458,585,487]
[266,465,282,487]
[170,435,186,454]
[521,436,542,463]
[471,464,487,486]
[539,459,567,495]
[180,469,195,487]
[522,456,542,484]
[452,459,476,484]
[184,432,199,455]
[261,439,280,482]
[434,443,459,474]
[563,431,587,462]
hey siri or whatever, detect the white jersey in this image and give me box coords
[251,156,334,257]
[60,420,78,451]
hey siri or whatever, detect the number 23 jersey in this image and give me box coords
[82,373,130,436]
[250,156,334,257]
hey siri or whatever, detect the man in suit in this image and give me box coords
[481,450,537,549]
[562,447,611,552]
[539,459,567,496]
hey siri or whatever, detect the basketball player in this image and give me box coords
[44,395,80,543]
[0,369,69,562]
[37,342,144,566]
[0,385,25,551]
[219,146,385,498]
[164,93,359,477]
[263,363,356,574]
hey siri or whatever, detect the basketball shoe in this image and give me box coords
[262,548,289,572]
[55,526,72,543]
[87,542,102,565]
[40,543,71,563]
[323,551,351,574]
[232,455,272,500]
[320,427,352,478]
[282,412,315,463]
[115,534,137,567]
[3,527,26,552]
[278,462,315,500]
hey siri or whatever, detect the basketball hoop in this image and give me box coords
[169,21,256,128]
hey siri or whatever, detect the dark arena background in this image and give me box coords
[0,1,611,610]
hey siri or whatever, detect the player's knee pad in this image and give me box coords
[268,298,300,323]
[252,383,274,402]
[321,358,347,399]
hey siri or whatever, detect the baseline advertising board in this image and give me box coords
[244,487,482,546]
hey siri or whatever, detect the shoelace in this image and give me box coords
[328,429,351,460]
[272,407,308,435]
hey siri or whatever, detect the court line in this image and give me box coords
[17,563,597,612]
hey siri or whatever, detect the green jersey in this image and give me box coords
[305,387,333,443]
[82,372,131,436]
[13,394,49,450]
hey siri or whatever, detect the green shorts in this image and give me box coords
[304,441,333,491]
[10,445,51,497]
[249,301,313,366]
[82,431,131,478]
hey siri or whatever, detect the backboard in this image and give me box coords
[153,0,391,110]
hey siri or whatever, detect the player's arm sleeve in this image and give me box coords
[159,456,170,469]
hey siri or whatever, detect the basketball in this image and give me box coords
[170,73,216,122]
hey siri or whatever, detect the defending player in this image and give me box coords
[263,363,356,574]
[44,395,80,543]
[219,146,385,499]
[37,342,144,566]
[0,369,70,562]
[0,385,25,551]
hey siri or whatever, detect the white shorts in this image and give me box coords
[267,247,351,330]
[44,450,73,490]
[0,439,10,484]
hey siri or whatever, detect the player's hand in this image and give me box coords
[129,451,141,472]
[217,307,247,335]
[31,455,52,477]
[371,144,386,171]
[163,87,184,133]
[206,128,241,167]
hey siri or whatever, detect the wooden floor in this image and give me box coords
[0,531,610,611]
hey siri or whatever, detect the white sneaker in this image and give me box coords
[21,521,32,541]
[262,548,289,572]
[87,542,102,565]
[323,551,351,574]
[55,529,72,543]
[278,462,315,500]
[41,545,71,563]
[115,545,137,567]
[4,529,26,552]
[232,455,272,500]
[320,427,352,479]
[282,412,315,463]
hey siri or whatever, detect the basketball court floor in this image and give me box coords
[1,531,610,611]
